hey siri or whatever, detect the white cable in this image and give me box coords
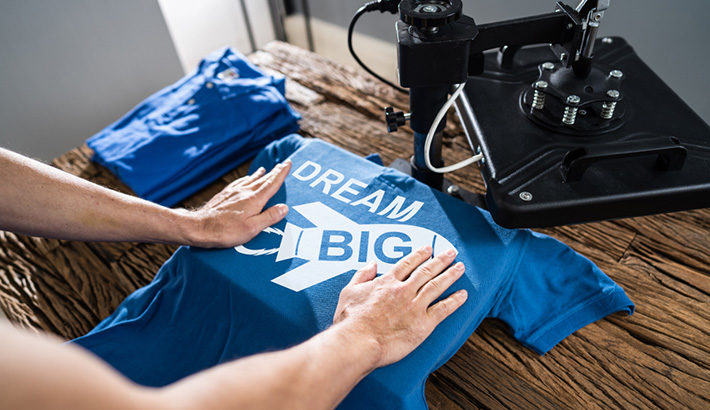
[424,82,484,173]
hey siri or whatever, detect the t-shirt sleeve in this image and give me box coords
[489,230,634,354]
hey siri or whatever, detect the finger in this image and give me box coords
[416,262,466,306]
[245,204,289,235]
[426,289,468,326]
[249,159,291,190]
[237,167,266,186]
[223,168,266,191]
[407,248,457,290]
[253,160,291,200]
[349,262,377,285]
[250,160,290,193]
[388,245,432,281]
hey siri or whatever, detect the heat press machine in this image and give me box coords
[349,0,710,228]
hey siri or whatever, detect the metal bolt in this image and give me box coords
[476,146,485,165]
[422,5,438,13]
[560,52,568,62]
[609,69,623,79]
[542,62,555,70]
[532,81,548,110]
[593,13,602,22]
[562,95,580,125]
[206,82,214,89]
[187,98,196,105]
[601,90,620,119]
[519,191,533,201]
[447,185,460,195]
[602,37,613,44]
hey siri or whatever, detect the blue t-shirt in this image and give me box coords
[87,47,300,207]
[72,135,634,409]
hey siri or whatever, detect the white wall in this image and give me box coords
[158,0,277,73]
[0,0,184,160]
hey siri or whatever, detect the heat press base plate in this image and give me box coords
[461,37,710,228]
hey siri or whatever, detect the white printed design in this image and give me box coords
[235,202,456,292]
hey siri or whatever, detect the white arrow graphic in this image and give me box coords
[236,202,456,292]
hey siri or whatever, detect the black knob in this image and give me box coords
[399,0,462,29]
[385,106,407,132]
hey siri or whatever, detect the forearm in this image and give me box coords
[0,323,155,409]
[0,148,194,244]
[160,323,379,409]
[0,323,378,410]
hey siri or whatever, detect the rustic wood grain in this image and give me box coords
[0,41,707,409]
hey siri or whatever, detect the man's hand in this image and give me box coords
[186,160,292,248]
[0,147,292,247]
[333,246,468,368]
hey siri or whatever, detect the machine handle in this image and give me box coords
[560,136,687,182]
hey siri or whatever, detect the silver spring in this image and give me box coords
[601,101,617,119]
[562,95,580,125]
[562,106,578,125]
[601,90,620,120]
[532,81,548,110]
[532,90,546,110]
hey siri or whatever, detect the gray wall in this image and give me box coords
[0,1,183,160]
[301,0,710,123]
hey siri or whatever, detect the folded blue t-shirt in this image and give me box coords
[87,47,300,206]
[72,135,634,409]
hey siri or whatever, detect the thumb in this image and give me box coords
[349,262,378,285]
[246,204,288,233]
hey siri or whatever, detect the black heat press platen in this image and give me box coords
[460,37,710,228]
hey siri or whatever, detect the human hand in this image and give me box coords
[332,246,468,368]
[185,160,292,248]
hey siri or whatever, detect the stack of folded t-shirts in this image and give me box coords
[87,47,300,207]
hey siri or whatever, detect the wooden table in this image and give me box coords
[0,42,708,409]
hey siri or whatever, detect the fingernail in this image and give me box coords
[284,159,292,165]
[458,289,468,299]
[445,248,457,258]
[422,245,433,253]
[454,262,465,271]
[258,167,265,173]
[277,204,288,215]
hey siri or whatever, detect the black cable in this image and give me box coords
[239,0,257,52]
[301,0,315,52]
[348,2,408,94]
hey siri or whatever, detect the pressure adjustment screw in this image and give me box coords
[542,62,555,71]
[609,69,623,79]
[562,95,581,125]
[601,89,620,120]
[519,191,533,201]
[532,81,548,110]
[384,106,410,133]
